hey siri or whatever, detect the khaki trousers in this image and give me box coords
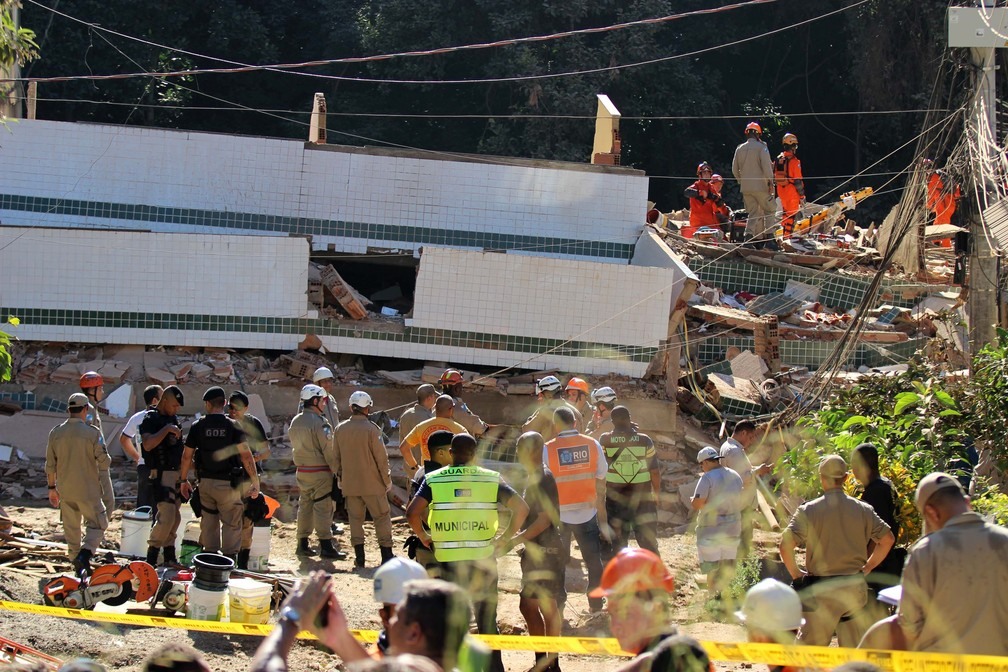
[798,575,870,647]
[345,494,393,547]
[296,471,334,541]
[61,497,108,559]
[99,470,115,517]
[743,191,777,243]
[148,470,181,549]
[198,477,245,555]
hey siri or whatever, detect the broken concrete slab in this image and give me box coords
[146,368,176,386]
[103,383,133,419]
[729,350,767,381]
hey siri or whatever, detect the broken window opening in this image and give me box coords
[309,253,418,321]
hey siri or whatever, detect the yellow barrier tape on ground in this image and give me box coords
[3,600,1008,670]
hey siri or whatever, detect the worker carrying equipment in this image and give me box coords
[683,161,722,238]
[774,133,805,237]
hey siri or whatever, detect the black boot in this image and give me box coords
[296,538,315,556]
[320,539,347,560]
[145,546,160,566]
[354,544,366,568]
[379,546,394,564]
[162,546,180,567]
[73,549,93,575]
[237,549,250,570]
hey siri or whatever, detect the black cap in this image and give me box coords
[427,430,453,452]
[163,385,184,405]
[229,390,250,407]
[202,386,226,402]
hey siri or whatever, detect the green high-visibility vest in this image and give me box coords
[602,432,653,485]
[426,464,500,563]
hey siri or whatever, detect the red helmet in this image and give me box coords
[79,371,104,390]
[589,548,674,598]
[710,174,724,184]
[696,161,712,177]
[439,369,464,386]
[565,377,590,395]
[745,121,762,135]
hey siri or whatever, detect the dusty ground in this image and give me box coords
[0,501,782,672]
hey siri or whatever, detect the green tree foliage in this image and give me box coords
[0,0,37,72]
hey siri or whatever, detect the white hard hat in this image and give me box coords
[536,375,562,394]
[696,446,721,463]
[735,579,805,631]
[313,367,335,383]
[349,390,373,408]
[300,384,327,402]
[591,386,617,404]
[373,557,428,605]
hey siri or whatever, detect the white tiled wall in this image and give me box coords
[0,226,309,317]
[0,120,648,261]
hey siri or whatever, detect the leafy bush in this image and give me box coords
[972,487,1008,526]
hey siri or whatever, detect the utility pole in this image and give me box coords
[948,5,1007,352]
[0,3,22,119]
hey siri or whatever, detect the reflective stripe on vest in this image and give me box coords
[426,465,500,562]
[602,437,652,485]
[545,433,598,511]
[774,154,792,186]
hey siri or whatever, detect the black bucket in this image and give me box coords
[192,553,234,591]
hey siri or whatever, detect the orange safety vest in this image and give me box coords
[774,153,796,186]
[545,432,599,512]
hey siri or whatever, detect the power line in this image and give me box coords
[18,0,776,85]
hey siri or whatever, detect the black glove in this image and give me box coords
[403,535,423,560]
[189,486,202,517]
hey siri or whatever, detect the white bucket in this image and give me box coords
[120,506,153,558]
[175,505,197,555]
[228,578,272,624]
[248,525,271,571]
[186,584,228,621]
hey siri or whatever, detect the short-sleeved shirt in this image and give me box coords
[236,413,268,472]
[451,396,488,436]
[542,430,608,525]
[139,409,183,471]
[523,469,562,550]
[720,438,756,508]
[785,489,891,576]
[693,466,743,539]
[185,413,246,480]
[401,416,467,461]
[898,512,1008,655]
[123,407,152,466]
[415,468,517,505]
[600,428,656,489]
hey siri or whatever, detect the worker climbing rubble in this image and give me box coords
[775,133,806,238]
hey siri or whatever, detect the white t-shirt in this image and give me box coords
[542,430,608,525]
[122,408,148,465]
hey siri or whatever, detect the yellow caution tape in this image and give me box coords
[3,600,1008,670]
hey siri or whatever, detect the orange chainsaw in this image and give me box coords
[41,560,158,609]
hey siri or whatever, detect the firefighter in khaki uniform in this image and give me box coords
[333,390,395,568]
[780,455,894,647]
[290,384,343,559]
[79,371,115,519]
[523,376,584,443]
[599,406,661,562]
[45,393,110,573]
[406,433,528,672]
[439,369,488,437]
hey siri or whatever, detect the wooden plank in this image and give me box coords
[756,486,780,531]
[780,326,909,343]
[687,304,765,329]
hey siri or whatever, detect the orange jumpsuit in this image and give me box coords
[683,179,719,237]
[927,171,960,247]
[774,151,804,236]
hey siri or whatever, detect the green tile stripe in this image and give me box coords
[0,193,634,260]
[1,307,657,364]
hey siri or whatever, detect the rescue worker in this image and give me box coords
[563,377,591,430]
[736,578,804,646]
[523,375,583,443]
[398,384,438,445]
[898,472,1008,655]
[334,390,395,568]
[45,393,110,573]
[719,420,771,558]
[313,366,345,519]
[691,447,743,601]
[502,431,563,672]
[119,385,163,510]
[710,174,731,222]
[406,430,455,577]
[439,369,488,437]
[545,406,608,613]
[228,390,271,570]
[682,161,719,238]
[923,159,961,248]
[399,395,466,478]
[289,384,343,559]
[732,121,776,248]
[592,548,711,672]
[780,455,895,647]
[179,387,259,561]
[406,433,529,672]
[774,133,805,237]
[139,385,185,567]
[600,406,661,561]
[79,371,115,519]
[586,386,618,439]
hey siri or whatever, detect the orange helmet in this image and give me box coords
[782,132,798,147]
[589,548,675,598]
[710,174,724,184]
[439,369,464,386]
[565,377,590,395]
[79,371,104,390]
[745,121,762,136]
[696,161,712,177]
